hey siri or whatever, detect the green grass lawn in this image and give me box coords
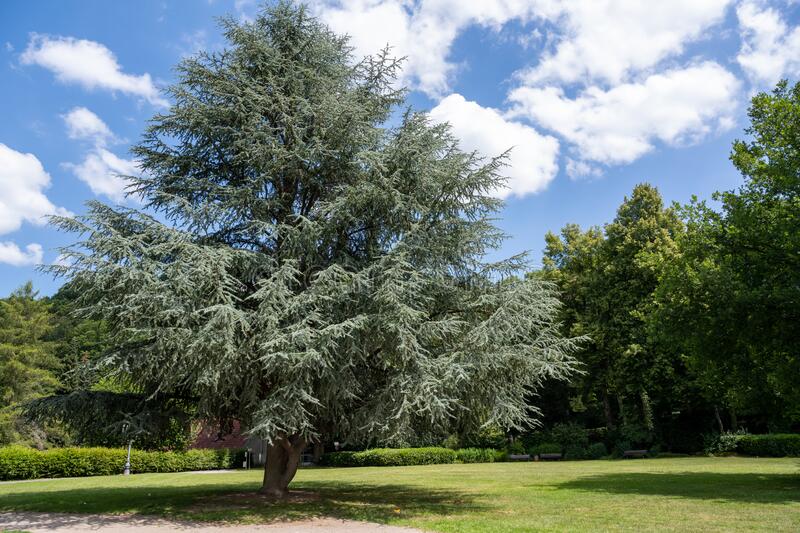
[0,457,798,532]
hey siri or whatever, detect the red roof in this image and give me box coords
[191,420,249,449]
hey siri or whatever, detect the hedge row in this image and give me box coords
[320,447,461,467]
[455,447,505,463]
[736,434,800,457]
[0,446,245,481]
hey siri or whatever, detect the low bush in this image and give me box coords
[530,442,561,456]
[703,430,748,455]
[736,434,800,457]
[507,440,526,455]
[456,448,498,463]
[462,425,507,449]
[0,446,244,481]
[320,447,457,467]
[565,442,608,460]
[586,442,608,459]
[549,422,588,451]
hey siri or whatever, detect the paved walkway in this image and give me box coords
[0,512,425,532]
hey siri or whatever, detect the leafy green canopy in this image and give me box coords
[541,184,688,438]
[49,3,579,446]
[0,283,60,445]
[651,80,800,425]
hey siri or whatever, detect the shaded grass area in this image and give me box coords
[0,457,798,532]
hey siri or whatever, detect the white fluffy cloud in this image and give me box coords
[509,62,740,167]
[0,242,43,266]
[21,35,168,107]
[63,107,114,145]
[61,108,139,202]
[315,1,746,183]
[430,94,559,197]
[520,0,732,86]
[314,1,733,95]
[0,143,71,235]
[64,148,139,203]
[313,0,539,96]
[736,0,800,87]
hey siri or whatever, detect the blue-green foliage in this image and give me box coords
[0,446,244,480]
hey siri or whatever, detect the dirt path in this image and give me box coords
[0,512,425,532]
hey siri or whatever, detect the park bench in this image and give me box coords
[538,453,562,461]
[508,454,531,461]
[623,449,649,458]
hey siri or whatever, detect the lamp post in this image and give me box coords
[122,422,132,476]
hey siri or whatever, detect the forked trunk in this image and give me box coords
[260,435,306,498]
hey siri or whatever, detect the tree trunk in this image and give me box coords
[616,394,627,426]
[730,408,738,430]
[640,390,654,431]
[714,405,725,433]
[602,390,615,429]
[260,434,306,498]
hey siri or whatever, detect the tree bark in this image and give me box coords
[260,434,306,498]
[617,394,627,426]
[714,405,725,433]
[602,390,615,429]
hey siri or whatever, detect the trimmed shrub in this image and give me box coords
[319,450,359,467]
[563,446,585,460]
[563,442,607,460]
[0,446,244,481]
[320,447,457,467]
[462,425,507,449]
[549,422,588,451]
[586,442,608,459]
[456,448,497,463]
[530,443,561,456]
[736,434,800,457]
[441,434,460,450]
[507,440,526,455]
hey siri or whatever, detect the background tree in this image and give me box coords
[48,2,579,497]
[0,283,60,446]
[651,80,800,430]
[541,184,691,447]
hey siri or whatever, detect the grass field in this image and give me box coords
[1,457,798,532]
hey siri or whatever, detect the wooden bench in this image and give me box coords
[623,449,648,458]
[508,454,531,461]
[538,453,562,461]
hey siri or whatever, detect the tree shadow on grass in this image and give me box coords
[0,479,483,526]
[558,472,800,504]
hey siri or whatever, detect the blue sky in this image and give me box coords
[1,0,798,296]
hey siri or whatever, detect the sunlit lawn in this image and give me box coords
[1,457,798,532]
